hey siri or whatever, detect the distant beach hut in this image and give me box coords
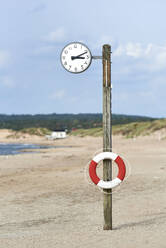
[46,129,67,140]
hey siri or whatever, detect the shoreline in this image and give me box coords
[0,142,75,157]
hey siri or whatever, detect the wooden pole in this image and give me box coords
[102,44,112,230]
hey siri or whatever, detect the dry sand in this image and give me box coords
[0,131,166,247]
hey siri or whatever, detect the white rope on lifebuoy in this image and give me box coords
[89,152,126,189]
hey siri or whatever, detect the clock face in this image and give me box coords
[60,42,92,73]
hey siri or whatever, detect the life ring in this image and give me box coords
[89,152,126,189]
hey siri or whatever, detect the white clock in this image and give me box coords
[60,42,92,73]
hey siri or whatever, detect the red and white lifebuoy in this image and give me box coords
[89,152,126,189]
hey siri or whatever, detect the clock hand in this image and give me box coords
[71,56,85,60]
[76,51,87,57]
[71,52,88,60]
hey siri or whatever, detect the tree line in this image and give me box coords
[0,113,155,131]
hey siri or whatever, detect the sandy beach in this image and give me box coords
[0,130,166,247]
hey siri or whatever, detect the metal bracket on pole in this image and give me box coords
[92,56,102,59]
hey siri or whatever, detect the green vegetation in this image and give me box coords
[71,127,103,137]
[0,113,155,131]
[2,113,165,138]
[19,127,51,136]
[71,119,166,138]
[7,128,51,138]
[3,116,166,138]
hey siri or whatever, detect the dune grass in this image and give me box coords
[6,119,166,138]
[71,127,103,137]
[20,127,51,136]
[7,127,51,138]
[71,119,166,138]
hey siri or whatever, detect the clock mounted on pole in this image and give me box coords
[60,42,92,73]
[60,42,127,230]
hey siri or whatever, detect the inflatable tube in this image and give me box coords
[89,152,126,189]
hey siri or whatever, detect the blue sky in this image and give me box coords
[0,0,166,117]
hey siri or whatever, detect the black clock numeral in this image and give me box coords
[84,49,88,52]
[62,56,65,60]
[81,65,84,70]
[84,61,88,65]
[74,67,77,72]
[64,61,67,66]
[69,65,72,70]
[86,55,89,59]
[69,47,72,50]
[64,50,68,54]
[74,44,77,48]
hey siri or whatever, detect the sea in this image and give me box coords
[0,143,53,156]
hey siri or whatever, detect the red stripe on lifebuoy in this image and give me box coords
[115,156,126,181]
[89,160,100,185]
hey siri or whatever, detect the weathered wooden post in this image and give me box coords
[103,44,112,230]
[61,42,114,230]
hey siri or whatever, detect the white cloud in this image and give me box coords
[0,76,15,88]
[43,28,66,42]
[145,43,153,55]
[126,43,143,58]
[114,42,144,58]
[114,42,166,72]
[0,50,11,68]
[114,45,124,56]
[50,90,65,100]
